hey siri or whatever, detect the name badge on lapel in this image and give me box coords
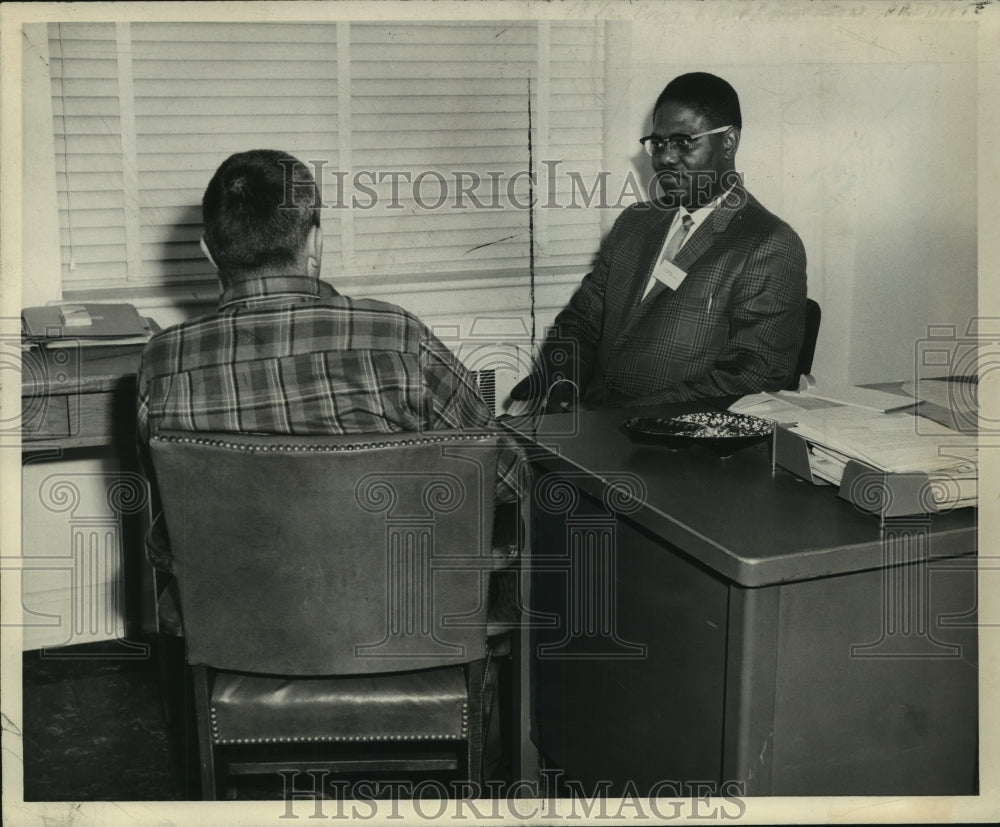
[654,259,688,291]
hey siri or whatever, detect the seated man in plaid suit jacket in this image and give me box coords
[513,72,807,411]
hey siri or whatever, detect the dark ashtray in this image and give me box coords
[624,411,774,457]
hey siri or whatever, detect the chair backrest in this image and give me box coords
[149,429,500,676]
[787,298,822,390]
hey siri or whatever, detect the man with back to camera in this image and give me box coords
[137,148,523,571]
[511,72,807,411]
[135,149,522,782]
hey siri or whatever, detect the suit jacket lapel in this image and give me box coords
[618,207,676,338]
[628,207,675,306]
[632,207,677,310]
[674,182,746,272]
[640,279,669,306]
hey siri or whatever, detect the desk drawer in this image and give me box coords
[22,391,134,447]
[21,395,71,440]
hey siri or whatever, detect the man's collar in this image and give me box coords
[681,183,738,226]
[218,275,336,309]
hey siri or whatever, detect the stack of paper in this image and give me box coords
[786,406,977,509]
[728,393,808,423]
[774,381,921,413]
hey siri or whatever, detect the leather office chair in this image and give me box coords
[148,428,504,799]
[786,298,822,390]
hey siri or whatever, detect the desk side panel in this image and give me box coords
[768,554,978,795]
[530,491,730,795]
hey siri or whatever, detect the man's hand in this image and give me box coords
[544,380,577,414]
[509,375,539,401]
[508,374,578,413]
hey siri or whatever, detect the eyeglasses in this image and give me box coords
[639,125,732,157]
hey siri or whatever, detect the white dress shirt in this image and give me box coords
[641,191,729,299]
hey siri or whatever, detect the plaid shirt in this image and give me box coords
[137,276,523,509]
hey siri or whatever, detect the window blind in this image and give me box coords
[130,22,341,286]
[349,22,536,276]
[50,23,129,286]
[49,20,605,293]
[544,22,606,269]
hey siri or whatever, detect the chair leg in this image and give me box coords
[156,633,172,726]
[192,665,219,800]
[465,659,486,788]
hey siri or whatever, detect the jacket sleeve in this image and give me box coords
[625,221,808,406]
[526,211,631,398]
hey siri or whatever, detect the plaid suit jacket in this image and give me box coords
[543,183,807,407]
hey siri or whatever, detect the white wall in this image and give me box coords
[622,15,979,385]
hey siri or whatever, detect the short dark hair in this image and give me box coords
[202,149,321,278]
[653,72,742,130]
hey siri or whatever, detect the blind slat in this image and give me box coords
[349,24,535,46]
[58,243,127,264]
[353,78,534,97]
[350,44,537,62]
[354,63,534,81]
[357,211,528,234]
[134,115,338,135]
[354,113,529,132]
[137,150,338,172]
[137,134,339,154]
[129,42,337,62]
[352,147,530,167]
[133,60,338,80]
[133,97,338,117]
[132,22,335,43]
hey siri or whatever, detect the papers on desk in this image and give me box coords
[785,406,978,509]
[733,381,978,510]
[781,383,920,413]
[728,393,813,423]
[901,377,978,432]
[901,377,975,412]
[21,303,153,348]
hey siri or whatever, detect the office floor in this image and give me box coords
[21,637,514,802]
[21,638,197,801]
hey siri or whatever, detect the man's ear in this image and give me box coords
[305,224,323,278]
[199,236,218,270]
[724,127,741,161]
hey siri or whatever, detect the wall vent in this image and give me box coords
[472,368,497,415]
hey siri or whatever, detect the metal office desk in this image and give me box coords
[519,406,978,796]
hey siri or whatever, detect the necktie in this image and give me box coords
[641,213,694,300]
[662,213,694,263]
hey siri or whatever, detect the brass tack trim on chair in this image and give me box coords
[212,732,464,745]
[151,432,494,454]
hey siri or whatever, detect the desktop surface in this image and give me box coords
[517,405,976,587]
